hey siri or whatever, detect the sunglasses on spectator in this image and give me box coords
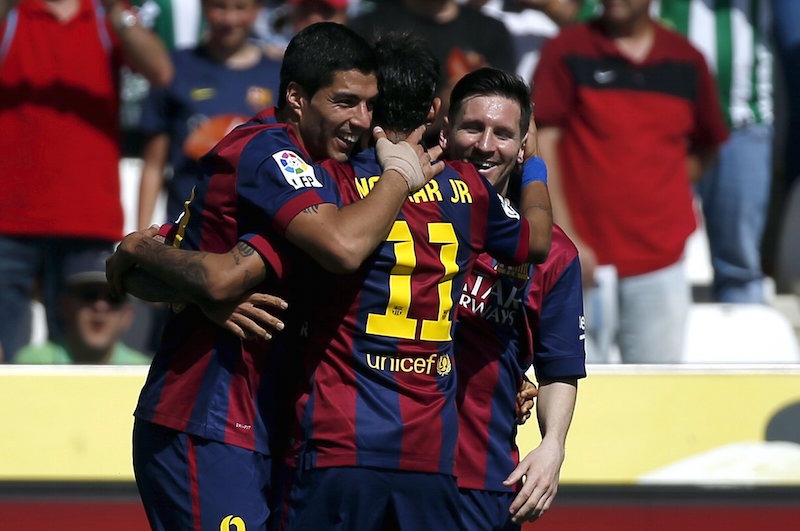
[69,285,126,308]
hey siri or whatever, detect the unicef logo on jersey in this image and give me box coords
[436,353,452,376]
[272,150,322,190]
[498,194,520,220]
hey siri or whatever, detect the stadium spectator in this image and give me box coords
[15,250,150,365]
[252,0,349,59]
[441,67,585,528]
[466,0,581,82]
[0,0,172,362]
[533,0,729,363]
[137,0,282,227]
[106,23,442,530]
[656,0,774,304]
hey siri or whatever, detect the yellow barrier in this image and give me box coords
[519,365,800,484]
[2,365,800,484]
[0,366,147,481]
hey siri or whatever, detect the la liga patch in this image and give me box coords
[272,150,322,189]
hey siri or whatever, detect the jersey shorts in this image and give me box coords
[280,467,460,531]
[133,419,272,531]
[458,488,520,531]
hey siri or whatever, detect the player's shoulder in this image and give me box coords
[537,224,579,276]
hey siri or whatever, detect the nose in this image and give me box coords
[350,101,372,131]
[475,130,494,154]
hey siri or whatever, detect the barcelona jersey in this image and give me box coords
[287,147,532,474]
[454,225,587,491]
[134,108,339,454]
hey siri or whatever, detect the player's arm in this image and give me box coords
[504,379,578,524]
[108,226,271,304]
[284,125,443,273]
[518,113,552,264]
[108,227,286,339]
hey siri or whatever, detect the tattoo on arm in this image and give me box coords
[300,205,321,215]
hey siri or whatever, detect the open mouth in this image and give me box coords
[467,159,497,173]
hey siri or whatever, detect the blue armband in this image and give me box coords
[521,156,548,187]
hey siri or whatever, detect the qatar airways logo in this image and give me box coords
[366,352,452,376]
[459,272,525,325]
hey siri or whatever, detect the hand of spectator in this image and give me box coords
[374,125,444,192]
[199,292,287,341]
[106,225,160,299]
[515,376,539,425]
[503,437,565,524]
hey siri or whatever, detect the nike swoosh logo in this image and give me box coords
[594,69,616,84]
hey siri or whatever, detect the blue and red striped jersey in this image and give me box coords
[134,108,339,454]
[287,147,532,475]
[454,225,587,491]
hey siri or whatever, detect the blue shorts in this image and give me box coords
[281,466,460,531]
[458,488,521,531]
[133,419,271,531]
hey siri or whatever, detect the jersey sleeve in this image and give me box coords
[529,256,587,381]
[238,232,289,281]
[482,182,531,265]
[234,130,340,236]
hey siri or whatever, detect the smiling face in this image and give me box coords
[295,69,379,162]
[203,0,260,55]
[442,94,525,195]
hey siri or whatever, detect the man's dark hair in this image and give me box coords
[372,31,440,134]
[278,22,377,109]
[448,67,532,137]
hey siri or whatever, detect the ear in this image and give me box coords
[426,97,442,127]
[517,132,528,165]
[285,81,309,118]
[439,115,450,151]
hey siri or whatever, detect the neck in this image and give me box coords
[205,41,261,69]
[44,0,80,21]
[603,17,654,62]
[64,338,114,364]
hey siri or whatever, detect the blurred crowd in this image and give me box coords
[1,0,798,365]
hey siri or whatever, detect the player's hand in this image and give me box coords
[106,225,160,298]
[515,377,538,425]
[503,438,564,524]
[200,292,287,341]
[374,125,444,192]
